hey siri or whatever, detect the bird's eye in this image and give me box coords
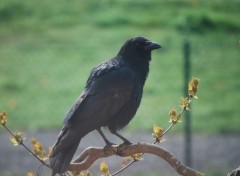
[131,38,148,48]
[135,42,140,46]
[134,41,144,48]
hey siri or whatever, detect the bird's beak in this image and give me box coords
[144,41,161,51]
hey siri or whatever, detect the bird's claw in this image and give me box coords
[116,142,132,156]
[103,142,117,153]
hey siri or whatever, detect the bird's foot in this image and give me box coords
[103,138,116,148]
[103,142,117,154]
[116,142,132,156]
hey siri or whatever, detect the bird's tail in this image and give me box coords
[49,139,81,176]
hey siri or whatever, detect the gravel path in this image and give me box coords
[0,130,240,176]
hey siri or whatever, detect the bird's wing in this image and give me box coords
[63,65,136,132]
[50,65,136,161]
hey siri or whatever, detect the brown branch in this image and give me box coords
[68,142,203,176]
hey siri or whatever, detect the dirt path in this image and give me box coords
[0,130,240,176]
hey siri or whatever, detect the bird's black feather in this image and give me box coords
[49,36,161,175]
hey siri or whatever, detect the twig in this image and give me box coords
[69,143,203,176]
[111,158,137,176]
[111,123,174,176]
[3,125,50,168]
[162,123,174,136]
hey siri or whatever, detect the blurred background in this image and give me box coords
[0,0,239,176]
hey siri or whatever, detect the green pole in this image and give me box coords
[183,40,192,166]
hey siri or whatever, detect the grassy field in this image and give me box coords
[0,0,240,134]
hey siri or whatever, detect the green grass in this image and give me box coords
[0,0,240,133]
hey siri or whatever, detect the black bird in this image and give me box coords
[49,36,161,175]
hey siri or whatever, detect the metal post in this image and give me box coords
[183,40,192,166]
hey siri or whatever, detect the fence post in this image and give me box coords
[183,40,192,167]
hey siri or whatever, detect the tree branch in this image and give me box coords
[68,142,203,176]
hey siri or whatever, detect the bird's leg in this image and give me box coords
[97,128,115,146]
[110,131,132,156]
[111,131,132,145]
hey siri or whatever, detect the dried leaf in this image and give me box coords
[27,171,35,176]
[180,97,190,110]
[9,131,25,146]
[188,77,200,97]
[152,124,164,143]
[169,109,177,118]
[0,111,7,126]
[31,138,48,161]
[132,153,143,161]
[100,161,110,176]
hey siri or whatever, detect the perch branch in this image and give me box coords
[68,142,202,176]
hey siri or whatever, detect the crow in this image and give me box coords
[49,36,161,175]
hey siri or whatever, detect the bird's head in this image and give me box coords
[117,36,161,63]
